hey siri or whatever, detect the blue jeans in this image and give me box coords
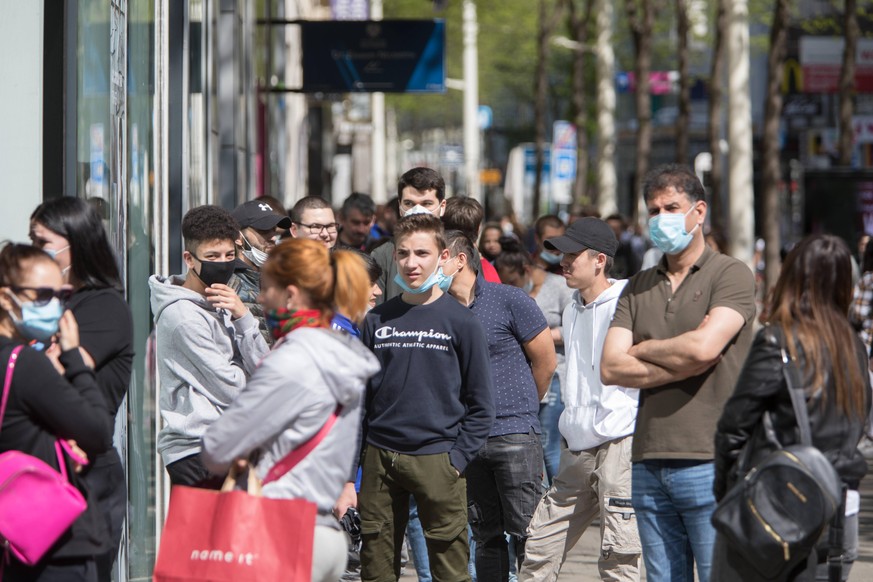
[467,431,543,582]
[407,497,432,582]
[537,375,564,485]
[631,460,716,582]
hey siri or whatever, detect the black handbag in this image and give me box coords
[711,347,843,580]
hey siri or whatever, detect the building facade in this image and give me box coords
[0,0,325,578]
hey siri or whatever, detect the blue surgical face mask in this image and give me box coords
[44,245,70,261]
[539,250,563,266]
[523,278,534,295]
[394,261,446,295]
[436,257,461,293]
[648,205,699,255]
[6,292,65,342]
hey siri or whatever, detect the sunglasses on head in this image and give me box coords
[10,286,73,307]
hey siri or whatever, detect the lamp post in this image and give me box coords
[371,0,386,203]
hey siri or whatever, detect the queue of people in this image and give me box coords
[1,163,870,582]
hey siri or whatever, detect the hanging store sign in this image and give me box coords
[799,36,873,93]
[300,20,445,93]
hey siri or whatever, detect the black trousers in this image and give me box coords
[165,452,225,490]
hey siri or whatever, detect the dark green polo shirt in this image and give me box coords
[611,246,756,461]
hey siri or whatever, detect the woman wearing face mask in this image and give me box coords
[494,237,574,484]
[30,198,133,581]
[0,243,113,582]
[202,239,380,582]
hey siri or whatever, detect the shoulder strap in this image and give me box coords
[780,347,814,446]
[1,345,74,483]
[263,405,342,485]
[0,345,25,433]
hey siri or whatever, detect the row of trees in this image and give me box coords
[531,0,864,289]
[384,1,868,289]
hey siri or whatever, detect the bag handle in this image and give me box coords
[2,345,74,482]
[263,405,342,485]
[780,337,849,574]
[780,348,814,446]
[0,345,24,431]
[221,464,263,496]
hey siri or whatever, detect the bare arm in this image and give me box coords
[550,327,563,346]
[333,482,358,519]
[628,306,744,372]
[523,328,557,400]
[600,327,713,389]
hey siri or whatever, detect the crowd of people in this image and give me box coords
[1,163,871,582]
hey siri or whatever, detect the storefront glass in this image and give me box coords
[76,0,157,579]
[126,0,157,578]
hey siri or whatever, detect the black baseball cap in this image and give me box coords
[544,217,618,257]
[232,199,292,230]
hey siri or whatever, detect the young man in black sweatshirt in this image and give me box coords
[356,213,495,582]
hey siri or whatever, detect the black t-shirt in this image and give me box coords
[361,293,495,473]
[68,287,134,416]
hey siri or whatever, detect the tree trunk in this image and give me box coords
[568,0,592,206]
[838,0,858,166]
[627,0,654,226]
[708,0,727,232]
[534,0,565,218]
[595,0,618,216]
[762,0,790,293]
[675,0,690,165]
[534,1,553,217]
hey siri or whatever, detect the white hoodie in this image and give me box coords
[559,279,638,451]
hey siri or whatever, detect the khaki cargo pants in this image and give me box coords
[519,436,641,582]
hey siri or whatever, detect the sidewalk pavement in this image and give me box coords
[399,460,873,581]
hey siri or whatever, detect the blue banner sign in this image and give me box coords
[300,20,445,93]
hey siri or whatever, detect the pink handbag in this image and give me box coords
[0,345,87,565]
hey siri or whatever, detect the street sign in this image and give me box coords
[330,0,368,20]
[551,121,576,205]
[554,151,576,181]
[480,168,502,185]
[478,105,493,130]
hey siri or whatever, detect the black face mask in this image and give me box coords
[193,256,235,287]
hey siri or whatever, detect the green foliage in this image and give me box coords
[797,0,873,37]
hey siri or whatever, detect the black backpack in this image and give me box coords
[712,347,844,580]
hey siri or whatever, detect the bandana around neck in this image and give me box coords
[266,308,327,342]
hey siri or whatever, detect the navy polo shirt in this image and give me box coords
[469,277,548,436]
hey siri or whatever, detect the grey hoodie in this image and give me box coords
[201,327,380,528]
[149,274,269,465]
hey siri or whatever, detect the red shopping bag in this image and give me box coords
[153,479,316,582]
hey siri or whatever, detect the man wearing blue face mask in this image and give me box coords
[148,205,269,489]
[442,230,555,581]
[357,214,495,582]
[600,164,756,582]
